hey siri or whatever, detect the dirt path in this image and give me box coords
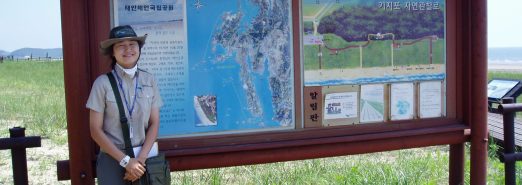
[305,64,445,82]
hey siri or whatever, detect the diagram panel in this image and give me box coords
[302,0,445,86]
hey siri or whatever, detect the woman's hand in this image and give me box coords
[123,158,146,182]
[123,172,139,182]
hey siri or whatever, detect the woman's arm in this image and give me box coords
[136,107,160,163]
[90,110,126,162]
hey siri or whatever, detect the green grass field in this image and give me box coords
[0,60,519,184]
[0,60,67,144]
[303,34,445,70]
[172,147,451,184]
[394,38,445,66]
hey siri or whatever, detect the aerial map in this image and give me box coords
[115,0,295,136]
[302,0,446,86]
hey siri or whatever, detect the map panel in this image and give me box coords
[114,0,295,137]
[302,0,446,86]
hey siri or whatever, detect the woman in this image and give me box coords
[86,25,163,184]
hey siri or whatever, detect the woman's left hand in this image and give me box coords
[123,171,139,182]
[123,158,145,181]
[124,157,147,182]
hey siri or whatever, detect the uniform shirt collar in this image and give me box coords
[115,63,138,78]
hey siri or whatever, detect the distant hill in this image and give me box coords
[9,48,62,58]
[489,47,522,61]
[0,50,9,56]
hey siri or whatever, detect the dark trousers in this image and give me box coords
[97,152,128,185]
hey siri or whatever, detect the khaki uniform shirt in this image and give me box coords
[86,67,163,149]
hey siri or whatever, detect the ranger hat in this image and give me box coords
[99,25,147,55]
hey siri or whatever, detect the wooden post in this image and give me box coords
[0,127,41,185]
[10,127,29,185]
[60,0,110,184]
[469,0,488,184]
[502,98,516,185]
[449,144,464,184]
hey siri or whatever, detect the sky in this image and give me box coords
[0,0,61,52]
[488,0,522,48]
[0,0,520,52]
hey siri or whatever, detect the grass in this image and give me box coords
[0,60,67,144]
[393,38,445,66]
[0,60,520,184]
[171,146,450,184]
[303,34,364,70]
[0,60,69,185]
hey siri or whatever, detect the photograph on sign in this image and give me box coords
[113,0,295,137]
[193,95,217,127]
[302,0,446,86]
[323,92,358,120]
[419,81,443,118]
[390,83,415,120]
[360,84,385,123]
[487,79,520,99]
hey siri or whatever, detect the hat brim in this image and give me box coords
[99,35,147,55]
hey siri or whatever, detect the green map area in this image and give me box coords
[302,0,446,86]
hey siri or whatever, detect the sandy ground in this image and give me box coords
[305,64,445,82]
[488,63,522,72]
[305,63,522,82]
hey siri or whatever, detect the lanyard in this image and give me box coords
[113,69,138,119]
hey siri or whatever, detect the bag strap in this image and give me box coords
[107,72,135,158]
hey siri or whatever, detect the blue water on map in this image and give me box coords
[163,0,288,136]
[305,73,446,86]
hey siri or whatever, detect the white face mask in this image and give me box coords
[116,63,137,78]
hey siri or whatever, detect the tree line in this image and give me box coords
[316,6,445,42]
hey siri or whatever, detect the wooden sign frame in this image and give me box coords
[57,0,488,184]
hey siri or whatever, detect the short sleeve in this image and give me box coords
[151,76,163,108]
[86,75,107,113]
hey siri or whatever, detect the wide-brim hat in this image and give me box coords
[99,25,147,55]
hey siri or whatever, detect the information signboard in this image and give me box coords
[58,0,488,184]
[487,79,520,100]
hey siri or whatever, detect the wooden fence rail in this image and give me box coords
[499,98,522,185]
[0,127,41,185]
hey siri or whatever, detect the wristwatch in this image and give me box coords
[119,155,130,168]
